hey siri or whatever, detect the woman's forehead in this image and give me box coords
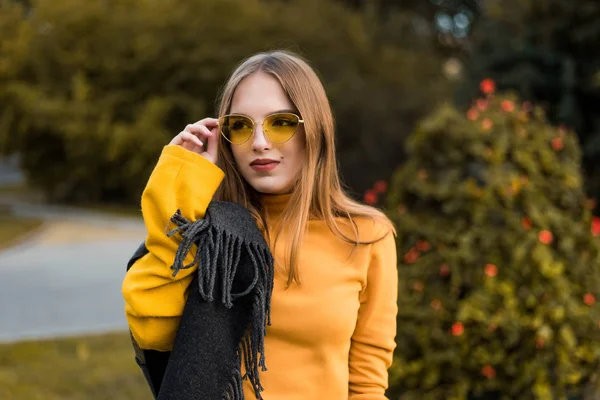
[230,72,296,117]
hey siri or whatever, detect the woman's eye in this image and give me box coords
[231,121,251,130]
[272,119,294,127]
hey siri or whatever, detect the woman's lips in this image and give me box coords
[250,161,280,172]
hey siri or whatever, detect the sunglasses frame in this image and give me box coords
[218,112,304,145]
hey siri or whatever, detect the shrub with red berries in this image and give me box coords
[363,180,389,206]
[386,81,600,399]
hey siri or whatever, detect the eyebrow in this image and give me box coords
[270,109,298,114]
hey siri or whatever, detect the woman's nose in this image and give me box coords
[251,122,272,152]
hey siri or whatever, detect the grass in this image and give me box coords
[0,182,33,196]
[0,213,44,250]
[0,331,151,400]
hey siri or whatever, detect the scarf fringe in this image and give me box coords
[222,349,244,400]
[167,209,274,400]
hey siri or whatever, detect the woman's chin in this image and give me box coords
[256,188,291,195]
[246,178,293,195]
[253,185,293,195]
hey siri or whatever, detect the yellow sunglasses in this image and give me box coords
[219,112,304,145]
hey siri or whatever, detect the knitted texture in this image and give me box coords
[127,201,274,400]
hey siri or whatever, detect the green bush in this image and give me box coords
[0,0,449,203]
[460,0,600,210]
[386,83,600,399]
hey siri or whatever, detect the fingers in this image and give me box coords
[188,119,220,162]
[194,117,219,128]
[177,131,204,148]
[204,125,220,157]
[185,118,218,140]
[169,118,220,163]
[184,123,213,139]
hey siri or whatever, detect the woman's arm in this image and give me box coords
[122,144,224,352]
[348,229,399,399]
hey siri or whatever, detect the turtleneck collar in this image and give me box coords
[260,192,292,217]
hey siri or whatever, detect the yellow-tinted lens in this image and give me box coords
[220,115,254,144]
[264,113,300,143]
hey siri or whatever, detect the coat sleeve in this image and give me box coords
[348,229,398,399]
[121,145,224,352]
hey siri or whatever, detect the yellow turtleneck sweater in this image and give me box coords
[122,145,398,399]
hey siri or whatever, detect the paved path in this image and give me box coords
[0,203,146,343]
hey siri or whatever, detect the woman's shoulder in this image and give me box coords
[334,214,394,244]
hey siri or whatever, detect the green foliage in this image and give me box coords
[386,89,600,399]
[0,0,449,203]
[460,0,600,210]
[0,212,42,250]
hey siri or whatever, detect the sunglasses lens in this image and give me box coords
[220,115,253,144]
[264,113,300,143]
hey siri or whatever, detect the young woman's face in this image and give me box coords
[228,71,305,195]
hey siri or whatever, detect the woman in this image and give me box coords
[122,50,398,399]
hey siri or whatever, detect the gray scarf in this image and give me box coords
[126,201,274,399]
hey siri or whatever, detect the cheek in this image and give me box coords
[284,142,305,176]
[293,134,306,166]
[229,147,251,180]
[230,145,248,166]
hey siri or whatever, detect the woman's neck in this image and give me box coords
[260,192,292,217]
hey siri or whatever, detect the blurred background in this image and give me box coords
[0,0,599,399]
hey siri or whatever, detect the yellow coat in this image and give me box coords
[122,145,398,399]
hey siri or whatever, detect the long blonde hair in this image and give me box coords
[215,50,395,286]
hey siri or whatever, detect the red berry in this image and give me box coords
[538,230,553,244]
[480,79,496,95]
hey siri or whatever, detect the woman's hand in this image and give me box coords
[169,118,220,164]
